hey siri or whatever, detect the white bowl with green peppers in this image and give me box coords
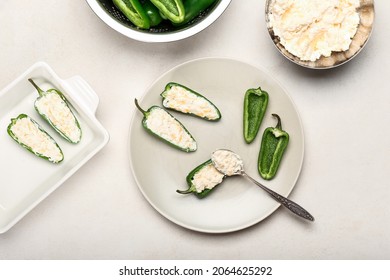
[86,0,232,42]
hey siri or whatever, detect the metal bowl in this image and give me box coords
[86,0,231,42]
[265,0,375,69]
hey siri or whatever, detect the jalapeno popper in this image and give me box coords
[7,114,64,163]
[134,99,197,152]
[28,79,82,144]
[177,159,225,198]
[161,82,221,121]
[243,87,269,144]
[258,114,289,180]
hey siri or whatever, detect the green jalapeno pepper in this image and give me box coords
[134,98,197,152]
[258,114,289,180]
[149,0,185,23]
[113,0,150,29]
[159,10,168,20]
[161,82,221,121]
[243,87,269,144]
[177,159,225,198]
[7,114,64,163]
[174,0,218,26]
[29,79,82,144]
[141,0,163,26]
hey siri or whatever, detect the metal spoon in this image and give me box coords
[211,149,314,221]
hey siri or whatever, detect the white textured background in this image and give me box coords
[0,0,389,259]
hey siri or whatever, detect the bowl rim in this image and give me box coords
[86,0,232,43]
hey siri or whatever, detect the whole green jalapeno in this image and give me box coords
[161,82,221,121]
[258,114,289,180]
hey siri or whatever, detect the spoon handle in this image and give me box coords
[243,173,314,221]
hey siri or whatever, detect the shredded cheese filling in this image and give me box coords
[10,117,63,162]
[269,0,360,61]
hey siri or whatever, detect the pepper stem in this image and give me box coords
[272,113,282,130]
[176,188,193,195]
[28,78,44,97]
[134,98,147,115]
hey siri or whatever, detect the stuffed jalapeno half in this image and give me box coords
[161,82,221,121]
[29,79,82,144]
[113,0,151,29]
[134,99,197,152]
[177,159,225,198]
[149,0,185,24]
[7,114,64,163]
[243,87,269,144]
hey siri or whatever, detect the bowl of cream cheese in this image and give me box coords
[265,0,375,69]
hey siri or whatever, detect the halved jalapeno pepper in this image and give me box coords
[134,98,197,152]
[7,114,64,163]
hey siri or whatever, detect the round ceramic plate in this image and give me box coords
[265,0,375,69]
[129,58,304,233]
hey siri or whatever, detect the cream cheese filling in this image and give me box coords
[10,117,63,162]
[145,107,197,151]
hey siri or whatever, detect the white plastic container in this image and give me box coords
[0,62,109,233]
